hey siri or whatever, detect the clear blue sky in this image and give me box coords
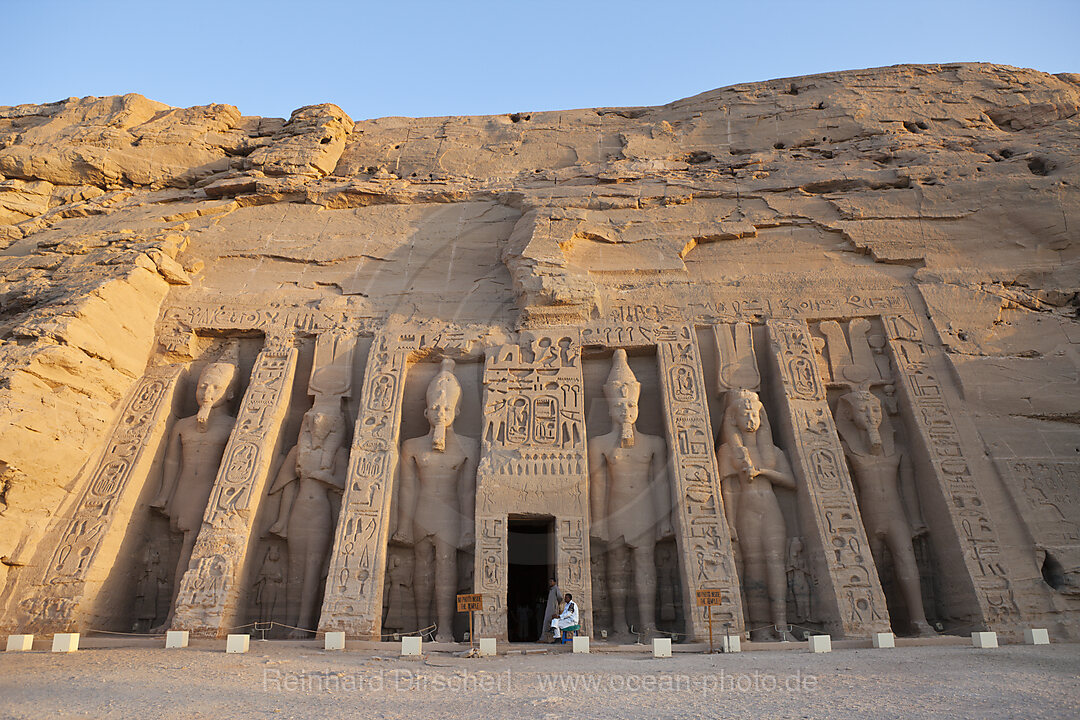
[6,0,1079,121]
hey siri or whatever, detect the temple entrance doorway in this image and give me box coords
[506,515,556,642]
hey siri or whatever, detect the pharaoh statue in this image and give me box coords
[392,359,478,642]
[716,389,795,641]
[267,397,349,636]
[589,349,673,641]
[835,388,935,636]
[150,347,239,626]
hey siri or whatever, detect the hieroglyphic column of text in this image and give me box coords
[17,366,183,632]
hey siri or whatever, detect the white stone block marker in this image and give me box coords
[478,638,497,657]
[226,634,250,654]
[1024,629,1050,646]
[971,631,998,648]
[653,638,672,658]
[808,635,832,653]
[572,636,590,654]
[324,631,346,651]
[6,634,34,652]
[51,633,80,653]
[401,636,422,656]
[722,635,741,653]
[872,632,895,649]
[165,631,189,649]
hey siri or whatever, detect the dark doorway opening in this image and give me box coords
[507,515,555,642]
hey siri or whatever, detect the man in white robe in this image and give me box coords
[550,593,579,639]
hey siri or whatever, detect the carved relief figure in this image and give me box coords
[835,388,935,636]
[150,350,239,626]
[267,398,349,636]
[132,544,169,631]
[589,349,673,641]
[392,359,478,642]
[785,536,813,624]
[716,389,795,640]
[253,544,285,623]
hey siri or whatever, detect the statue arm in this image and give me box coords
[651,438,674,539]
[268,446,299,495]
[899,451,926,535]
[759,449,797,490]
[393,449,417,545]
[151,427,182,510]
[458,444,478,549]
[717,447,739,542]
[330,447,349,493]
[268,446,299,537]
[588,441,608,542]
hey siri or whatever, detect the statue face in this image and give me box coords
[307,409,337,439]
[425,390,457,428]
[851,393,883,432]
[195,365,234,409]
[607,393,639,425]
[734,394,761,433]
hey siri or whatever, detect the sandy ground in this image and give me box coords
[1,637,1078,720]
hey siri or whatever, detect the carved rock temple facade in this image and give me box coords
[1,64,1077,642]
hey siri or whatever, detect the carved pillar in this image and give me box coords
[474,331,591,640]
[318,332,408,638]
[657,325,745,640]
[172,342,298,635]
[883,314,1022,630]
[11,366,183,632]
[766,319,891,637]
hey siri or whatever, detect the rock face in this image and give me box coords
[0,63,1076,643]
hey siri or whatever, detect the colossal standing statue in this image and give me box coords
[392,359,478,642]
[716,389,795,640]
[267,398,349,636]
[150,349,239,627]
[835,388,936,636]
[589,349,673,641]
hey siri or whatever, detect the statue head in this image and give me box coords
[604,349,640,446]
[728,389,764,434]
[194,347,238,428]
[303,397,346,447]
[837,389,884,451]
[425,358,462,451]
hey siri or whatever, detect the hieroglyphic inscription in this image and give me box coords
[172,343,298,635]
[884,314,1022,627]
[474,330,591,639]
[600,293,911,327]
[767,319,891,636]
[21,366,183,631]
[318,332,408,638]
[656,325,744,639]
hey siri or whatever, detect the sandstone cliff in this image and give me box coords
[0,64,1076,628]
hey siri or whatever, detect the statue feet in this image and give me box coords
[288,628,312,639]
[910,619,937,637]
[435,630,454,643]
[606,630,635,644]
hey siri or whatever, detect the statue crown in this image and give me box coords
[604,349,640,400]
